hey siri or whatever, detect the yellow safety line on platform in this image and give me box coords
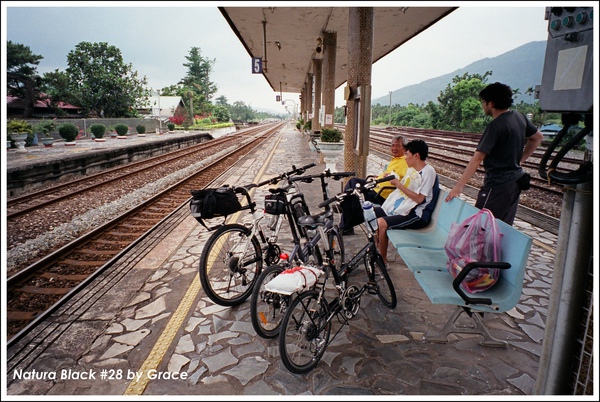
[533,238,556,254]
[124,130,284,395]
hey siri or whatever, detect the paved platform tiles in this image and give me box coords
[5,123,555,397]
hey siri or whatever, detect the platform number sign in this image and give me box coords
[252,57,263,74]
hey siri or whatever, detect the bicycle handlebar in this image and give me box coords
[234,163,317,195]
[290,169,355,183]
[317,174,396,208]
[255,162,317,187]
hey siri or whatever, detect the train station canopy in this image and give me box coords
[219,6,457,95]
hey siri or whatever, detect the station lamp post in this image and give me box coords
[284,99,297,120]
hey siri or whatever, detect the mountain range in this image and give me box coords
[372,40,547,107]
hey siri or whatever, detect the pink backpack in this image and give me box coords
[444,208,502,293]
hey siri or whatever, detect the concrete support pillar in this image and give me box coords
[321,31,336,130]
[344,7,374,178]
[534,180,594,394]
[312,59,322,133]
[300,85,306,124]
[306,73,313,131]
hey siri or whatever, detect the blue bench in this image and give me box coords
[387,190,533,347]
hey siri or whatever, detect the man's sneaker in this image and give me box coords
[341,227,355,236]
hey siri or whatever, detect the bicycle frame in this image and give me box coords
[283,176,397,352]
[261,169,356,267]
[250,169,354,338]
[302,224,380,338]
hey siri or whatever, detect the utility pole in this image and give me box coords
[388,91,392,127]
[157,89,162,133]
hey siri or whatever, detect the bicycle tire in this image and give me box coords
[250,264,290,338]
[368,253,397,309]
[198,223,262,306]
[328,228,345,273]
[279,290,331,374]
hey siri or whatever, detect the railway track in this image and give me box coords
[6,127,273,253]
[6,123,284,343]
[6,127,276,253]
[6,134,243,219]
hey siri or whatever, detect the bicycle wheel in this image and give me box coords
[279,290,331,374]
[328,228,345,273]
[367,253,397,309]
[198,223,262,306]
[250,264,290,338]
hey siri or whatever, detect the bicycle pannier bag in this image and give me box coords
[444,208,502,293]
[264,193,286,215]
[190,186,242,226]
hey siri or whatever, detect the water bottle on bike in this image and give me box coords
[362,201,378,233]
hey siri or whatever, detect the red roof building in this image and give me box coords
[7,95,82,118]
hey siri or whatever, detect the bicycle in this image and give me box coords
[197,163,317,307]
[277,175,398,374]
[250,169,355,338]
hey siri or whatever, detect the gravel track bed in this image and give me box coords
[6,145,237,276]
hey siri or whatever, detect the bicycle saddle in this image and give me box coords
[269,184,294,194]
[297,210,334,228]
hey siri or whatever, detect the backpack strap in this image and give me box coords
[420,174,440,224]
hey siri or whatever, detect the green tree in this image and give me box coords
[424,101,441,129]
[213,104,231,122]
[7,41,43,117]
[65,41,149,117]
[179,47,218,117]
[40,69,72,117]
[395,104,422,126]
[334,106,346,124]
[159,85,180,96]
[215,95,229,106]
[436,71,492,132]
[229,101,255,122]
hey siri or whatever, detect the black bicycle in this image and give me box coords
[250,169,354,338]
[197,163,317,306]
[277,175,397,374]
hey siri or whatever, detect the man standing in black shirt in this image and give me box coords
[445,82,543,225]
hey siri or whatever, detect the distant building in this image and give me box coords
[7,95,82,118]
[138,93,185,122]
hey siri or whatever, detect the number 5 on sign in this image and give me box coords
[252,57,263,74]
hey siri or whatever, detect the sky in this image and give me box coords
[1,1,591,114]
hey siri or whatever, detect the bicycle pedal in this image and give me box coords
[366,282,378,294]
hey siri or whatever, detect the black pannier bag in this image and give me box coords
[264,194,286,215]
[190,185,242,228]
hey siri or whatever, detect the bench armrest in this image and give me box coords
[452,261,511,306]
[376,185,396,198]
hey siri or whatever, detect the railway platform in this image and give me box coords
[5,128,234,197]
[4,122,558,397]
